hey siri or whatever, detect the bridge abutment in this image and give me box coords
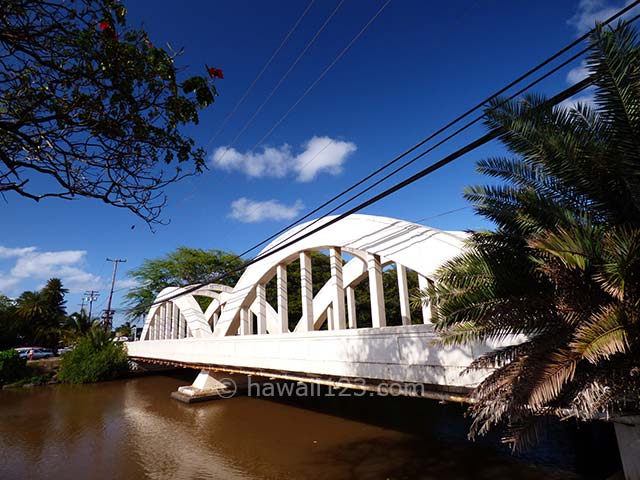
[614,416,640,480]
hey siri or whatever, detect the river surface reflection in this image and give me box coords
[0,373,601,479]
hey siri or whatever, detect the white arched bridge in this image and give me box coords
[126,214,511,402]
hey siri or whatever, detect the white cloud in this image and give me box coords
[0,246,102,294]
[294,136,357,182]
[0,246,36,258]
[559,59,596,110]
[0,276,20,292]
[568,0,634,35]
[115,278,139,290]
[212,144,293,178]
[566,60,590,85]
[210,136,356,182]
[228,197,304,223]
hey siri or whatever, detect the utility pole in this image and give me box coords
[85,290,99,323]
[78,296,86,315]
[105,258,127,331]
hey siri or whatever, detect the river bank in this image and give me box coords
[0,372,623,479]
[1,357,60,389]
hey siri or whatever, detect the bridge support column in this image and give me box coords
[330,247,346,330]
[397,264,411,326]
[159,305,166,339]
[418,275,433,324]
[367,253,386,328]
[240,307,251,336]
[149,316,155,340]
[171,304,178,339]
[164,304,170,339]
[154,312,160,340]
[277,264,288,333]
[154,310,160,340]
[347,286,357,329]
[256,283,267,334]
[172,370,250,403]
[300,251,314,332]
[178,313,185,339]
[157,307,162,340]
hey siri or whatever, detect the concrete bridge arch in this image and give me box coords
[139,214,467,341]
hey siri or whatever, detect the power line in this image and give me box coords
[225,0,394,248]
[181,0,341,205]
[241,77,593,270]
[151,4,640,307]
[234,1,640,259]
[205,0,316,149]
[249,0,393,151]
[85,290,99,322]
[228,137,336,225]
[253,36,604,257]
[104,258,126,330]
[215,0,346,164]
[413,206,471,224]
[152,75,593,307]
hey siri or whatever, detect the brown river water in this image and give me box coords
[0,372,620,479]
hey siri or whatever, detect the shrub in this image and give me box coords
[58,334,129,384]
[0,349,27,384]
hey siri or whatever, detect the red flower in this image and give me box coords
[99,20,118,41]
[207,66,224,79]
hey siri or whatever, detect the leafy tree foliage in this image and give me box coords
[15,278,68,347]
[62,311,99,345]
[114,321,133,338]
[0,0,219,224]
[124,247,245,318]
[0,278,76,348]
[0,295,19,349]
[58,329,129,383]
[0,348,27,384]
[422,25,640,450]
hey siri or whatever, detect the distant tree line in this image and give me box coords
[0,278,109,349]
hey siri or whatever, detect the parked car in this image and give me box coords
[15,347,54,360]
[57,346,74,355]
[15,347,31,359]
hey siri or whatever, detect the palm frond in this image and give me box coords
[595,226,640,300]
[527,349,578,410]
[571,304,629,363]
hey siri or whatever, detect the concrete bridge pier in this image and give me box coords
[171,370,249,403]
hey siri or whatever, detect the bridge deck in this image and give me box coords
[127,324,494,398]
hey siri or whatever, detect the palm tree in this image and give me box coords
[421,23,640,451]
[114,321,133,339]
[16,278,69,347]
[63,311,97,343]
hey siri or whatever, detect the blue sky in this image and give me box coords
[0,0,631,325]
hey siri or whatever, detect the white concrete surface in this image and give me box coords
[127,324,510,389]
[614,417,640,480]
